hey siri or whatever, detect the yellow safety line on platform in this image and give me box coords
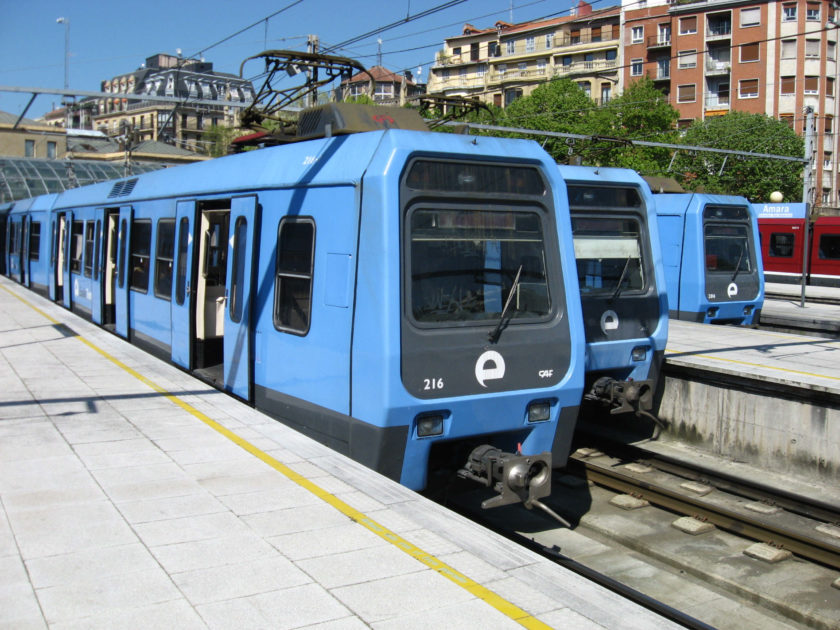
[665,349,840,383]
[0,283,550,630]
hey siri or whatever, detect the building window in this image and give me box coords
[740,42,760,62]
[631,58,643,76]
[780,114,795,129]
[562,55,572,67]
[505,87,523,105]
[828,77,835,97]
[47,141,56,159]
[804,76,819,94]
[452,47,461,56]
[826,115,834,134]
[601,83,611,103]
[517,62,526,75]
[805,39,820,58]
[375,83,394,98]
[829,42,836,60]
[154,219,175,300]
[658,24,671,44]
[677,84,696,102]
[631,26,644,43]
[577,82,591,98]
[489,41,500,57]
[783,3,797,21]
[525,36,535,52]
[679,16,697,34]
[740,7,760,27]
[591,26,602,42]
[781,76,796,95]
[506,40,515,54]
[25,139,34,157]
[781,39,797,59]
[545,33,554,49]
[130,219,152,292]
[537,59,547,75]
[739,78,759,98]
[678,50,697,68]
[606,49,617,61]
[822,190,831,205]
[825,153,833,169]
[498,63,507,77]
[274,218,315,335]
[470,42,479,61]
[806,3,820,20]
[477,63,486,77]
[571,29,581,44]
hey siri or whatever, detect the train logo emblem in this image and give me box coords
[727,282,738,298]
[600,310,619,333]
[475,350,506,387]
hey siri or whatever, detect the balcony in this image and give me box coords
[705,59,731,75]
[706,23,731,39]
[704,95,730,110]
[647,34,671,48]
[649,67,670,81]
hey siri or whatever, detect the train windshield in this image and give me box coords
[571,217,645,295]
[409,208,550,323]
[704,223,753,273]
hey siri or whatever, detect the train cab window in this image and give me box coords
[129,219,152,292]
[70,221,84,273]
[229,217,248,323]
[83,222,95,277]
[818,234,840,259]
[409,209,550,323]
[29,222,41,261]
[175,217,189,305]
[769,233,794,258]
[704,224,752,272]
[154,219,175,299]
[274,218,315,334]
[571,217,645,295]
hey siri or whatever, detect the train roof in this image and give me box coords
[556,164,651,188]
[653,192,751,217]
[48,129,556,211]
[9,193,59,215]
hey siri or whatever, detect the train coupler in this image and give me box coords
[457,445,553,510]
[586,376,668,436]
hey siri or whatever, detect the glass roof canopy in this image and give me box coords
[0,158,168,203]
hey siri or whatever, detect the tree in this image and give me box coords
[673,111,804,201]
[584,77,680,172]
[499,78,595,161]
[201,125,239,157]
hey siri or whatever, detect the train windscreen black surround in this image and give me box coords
[400,158,570,400]
[702,205,760,302]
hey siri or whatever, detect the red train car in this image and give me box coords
[759,216,840,287]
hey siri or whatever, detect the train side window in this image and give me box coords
[70,221,84,273]
[274,218,315,335]
[818,234,840,260]
[94,220,102,281]
[118,219,127,288]
[175,217,189,305]
[154,219,175,300]
[130,219,152,293]
[229,217,248,323]
[83,222,95,277]
[29,222,41,261]
[769,233,794,258]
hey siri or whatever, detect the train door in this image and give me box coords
[114,207,132,338]
[62,211,73,309]
[55,214,66,301]
[222,196,257,400]
[91,210,105,324]
[21,216,29,287]
[171,200,196,368]
[101,210,120,327]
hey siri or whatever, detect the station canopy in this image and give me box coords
[0,157,168,203]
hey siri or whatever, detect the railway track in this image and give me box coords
[445,440,840,630]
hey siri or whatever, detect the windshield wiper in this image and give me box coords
[730,246,745,283]
[610,256,634,301]
[488,265,523,343]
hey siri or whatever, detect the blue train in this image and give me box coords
[654,193,764,325]
[2,103,586,507]
[559,166,668,423]
[0,202,10,276]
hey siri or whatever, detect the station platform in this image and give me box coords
[761,283,840,336]
[0,276,678,629]
[656,319,840,488]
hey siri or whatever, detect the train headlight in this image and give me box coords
[527,401,551,423]
[743,305,753,316]
[416,414,444,437]
[707,307,719,318]
[631,346,648,362]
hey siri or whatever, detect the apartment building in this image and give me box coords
[622,0,839,205]
[92,53,255,153]
[339,66,424,105]
[427,1,621,107]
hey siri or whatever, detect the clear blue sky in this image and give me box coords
[0,0,577,119]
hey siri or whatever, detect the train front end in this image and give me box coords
[352,131,585,506]
[559,166,668,422]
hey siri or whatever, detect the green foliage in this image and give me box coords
[343,95,375,105]
[673,111,804,201]
[201,125,239,158]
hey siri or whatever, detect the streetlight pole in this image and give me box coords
[56,17,70,127]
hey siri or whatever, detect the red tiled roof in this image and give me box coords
[343,65,415,85]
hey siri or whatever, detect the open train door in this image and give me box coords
[48,214,59,300]
[62,211,73,310]
[114,206,132,339]
[222,195,257,401]
[171,200,196,369]
[21,216,29,287]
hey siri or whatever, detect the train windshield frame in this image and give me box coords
[567,185,649,297]
[407,205,552,326]
[702,206,755,275]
